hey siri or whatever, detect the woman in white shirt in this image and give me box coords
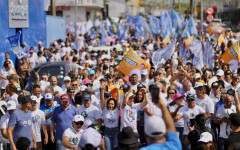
[101,81,121,150]
[121,88,148,133]
[166,85,177,107]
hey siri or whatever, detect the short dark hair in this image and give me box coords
[16,137,30,150]
[32,84,41,90]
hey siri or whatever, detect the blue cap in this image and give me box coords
[82,94,91,101]
[88,70,95,75]
[117,56,122,61]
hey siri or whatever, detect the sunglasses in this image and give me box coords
[42,78,47,80]
[75,121,84,126]
[68,91,75,94]
[168,92,175,95]
[64,81,70,83]
[72,84,78,86]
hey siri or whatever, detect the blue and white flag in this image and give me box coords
[105,18,111,29]
[152,42,176,68]
[7,31,26,59]
[94,18,100,27]
[189,39,204,71]
[86,20,93,32]
[203,41,214,69]
[100,26,108,45]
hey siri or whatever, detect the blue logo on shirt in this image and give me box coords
[81,111,88,118]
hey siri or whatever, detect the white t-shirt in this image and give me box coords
[7,94,18,107]
[77,104,102,129]
[37,56,47,64]
[62,127,83,150]
[102,107,119,128]
[0,113,10,144]
[179,105,205,135]
[91,95,101,110]
[29,56,38,68]
[121,103,140,132]
[216,105,236,139]
[53,85,64,95]
[144,101,162,121]
[195,95,215,127]
[31,109,46,142]
[0,68,15,89]
[169,104,184,127]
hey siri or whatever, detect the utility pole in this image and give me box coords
[51,0,56,16]
[201,0,203,34]
[178,0,181,12]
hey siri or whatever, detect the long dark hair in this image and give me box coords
[134,89,144,103]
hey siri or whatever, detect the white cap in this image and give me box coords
[144,115,166,138]
[79,128,102,148]
[72,115,84,122]
[31,95,40,103]
[79,85,87,92]
[124,92,134,98]
[194,82,204,88]
[64,76,71,81]
[78,66,84,70]
[7,101,16,110]
[141,70,148,75]
[216,69,224,76]
[194,73,201,79]
[198,132,213,143]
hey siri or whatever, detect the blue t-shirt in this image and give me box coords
[51,104,77,140]
[40,102,60,126]
[140,132,182,150]
[8,109,33,145]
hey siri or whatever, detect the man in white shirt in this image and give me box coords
[127,74,139,93]
[62,115,84,150]
[28,49,38,69]
[30,95,48,150]
[0,101,17,150]
[50,76,63,95]
[139,70,150,87]
[6,84,18,107]
[76,94,102,129]
[194,82,215,128]
[175,94,205,150]
[215,94,236,150]
[0,61,15,97]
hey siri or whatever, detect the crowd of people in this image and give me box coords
[0,16,240,150]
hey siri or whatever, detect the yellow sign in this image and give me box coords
[119,49,150,76]
[221,41,240,70]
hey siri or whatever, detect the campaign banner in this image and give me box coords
[7,31,26,59]
[152,42,176,68]
[119,49,150,78]
[221,41,240,70]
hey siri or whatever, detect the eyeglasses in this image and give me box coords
[75,121,84,126]
[68,91,75,94]
[64,81,70,83]
[72,84,78,86]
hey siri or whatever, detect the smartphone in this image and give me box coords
[105,85,108,92]
[190,119,195,127]
[151,86,159,104]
